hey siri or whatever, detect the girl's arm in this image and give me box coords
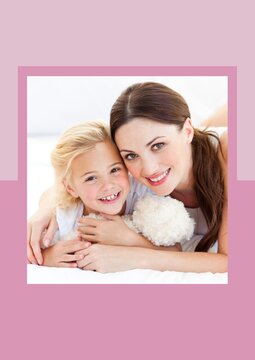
[77,215,181,251]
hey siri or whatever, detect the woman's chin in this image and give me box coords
[148,182,175,197]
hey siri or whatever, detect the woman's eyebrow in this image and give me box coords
[120,136,166,153]
[146,136,166,147]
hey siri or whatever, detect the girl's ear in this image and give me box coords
[184,117,194,144]
[63,179,79,198]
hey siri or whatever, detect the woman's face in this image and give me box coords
[115,118,194,196]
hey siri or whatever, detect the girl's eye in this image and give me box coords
[111,167,121,174]
[124,153,138,161]
[85,176,96,182]
[152,142,165,151]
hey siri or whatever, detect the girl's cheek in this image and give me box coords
[126,163,140,178]
[115,173,130,192]
[82,184,98,202]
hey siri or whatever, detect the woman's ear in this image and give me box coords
[63,179,79,198]
[184,118,194,144]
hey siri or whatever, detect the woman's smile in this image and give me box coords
[145,168,171,186]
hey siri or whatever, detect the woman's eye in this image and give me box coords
[152,142,165,151]
[124,153,137,161]
[85,176,96,182]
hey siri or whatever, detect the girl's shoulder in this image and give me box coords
[56,201,84,237]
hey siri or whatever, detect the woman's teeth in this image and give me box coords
[149,170,169,182]
[100,193,118,201]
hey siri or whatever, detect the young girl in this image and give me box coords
[38,121,180,268]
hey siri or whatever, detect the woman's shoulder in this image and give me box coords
[200,126,228,158]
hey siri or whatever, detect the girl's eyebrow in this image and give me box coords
[81,162,123,178]
[120,136,166,153]
[108,161,123,168]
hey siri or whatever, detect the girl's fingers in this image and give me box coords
[82,262,96,271]
[79,233,98,242]
[62,253,85,262]
[77,226,97,236]
[58,262,78,268]
[75,247,90,257]
[77,253,92,268]
[63,239,91,253]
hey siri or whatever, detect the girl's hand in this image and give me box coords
[27,208,58,265]
[75,244,145,273]
[42,238,91,268]
[76,215,137,246]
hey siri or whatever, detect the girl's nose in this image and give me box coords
[100,179,116,192]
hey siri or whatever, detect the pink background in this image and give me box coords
[1,1,254,360]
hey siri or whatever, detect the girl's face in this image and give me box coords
[115,118,194,196]
[66,141,130,215]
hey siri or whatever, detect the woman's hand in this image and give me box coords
[75,244,145,273]
[42,238,91,268]
[76,215,138,246]
[27,208,58,265]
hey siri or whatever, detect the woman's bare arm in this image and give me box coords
[27,187,58,265]
[201,104,228,127]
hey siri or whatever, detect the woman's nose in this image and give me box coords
[141,156,159,176]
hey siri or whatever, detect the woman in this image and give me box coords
[27,82,227,273]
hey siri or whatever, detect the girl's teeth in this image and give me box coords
[149,170,168,182]
[101,193,118,201]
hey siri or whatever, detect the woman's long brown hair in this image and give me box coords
[110,82,225,252]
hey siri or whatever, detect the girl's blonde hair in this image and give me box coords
[51,121,111,208]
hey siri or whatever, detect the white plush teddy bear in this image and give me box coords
[47,193,195,247]
[86,194,195,247]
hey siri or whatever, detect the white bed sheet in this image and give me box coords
[27,135,228,284]
[27,264,228,284]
